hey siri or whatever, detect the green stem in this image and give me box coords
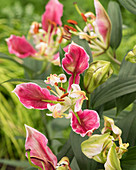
[86,93,90,109]
[106,51,121,65]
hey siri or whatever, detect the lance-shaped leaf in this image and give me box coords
[62,42,89,91]
[13,83,58,109]
[104,143,122,170]
[25,125,57,169]
[94,0,111,48]
[6,35,36,58]
[71,109,100,137]
[81,132,110,158]
[42,0,63,32]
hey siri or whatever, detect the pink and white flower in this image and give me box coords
[13,83,58,109]
[42,0,63,32]
[6,35,36,58]
[25,125,57,170]
[71,109,100,137]
[62,42,89,91]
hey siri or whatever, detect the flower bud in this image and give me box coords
[84,60,113,93]
[125,45,136,63]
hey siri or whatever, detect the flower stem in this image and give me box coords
[106,51,121,65]
[86,93,90,109]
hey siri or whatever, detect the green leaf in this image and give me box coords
[57,137,74,162]
[116,103,136,147]
[0,78,47,88]
[0,159,30,168]
[117,0,136,15]
[116,56,136,114]
[108,1,122,50]
[121,146,136,170]
[59,45,65,65]
[91,76,136,108]
[71,36,93,63]
[0,52,34,73]
[70,131,98,170]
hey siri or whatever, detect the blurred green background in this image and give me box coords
[0,0,136,169]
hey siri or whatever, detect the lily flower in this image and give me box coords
[42,0,63,32]
[13,83,58,109]
[62,42,89,91]
[6,35,36,58]
[71,109,100,137]
[25,125,71,170]
[67,0,111,57]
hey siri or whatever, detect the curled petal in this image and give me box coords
[94,0,111,47]
[25,125,57,169]
[62,42,89,91]
[13,83,58,109]
[45,74,60,86]
[42,0,63,32]
[47,103,63,118]
[71,109,100,137]
[6,35,36,58]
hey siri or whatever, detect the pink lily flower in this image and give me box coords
[13,83,58,109]
[42,0,63,32]
[94,0,111,48]
[71,109,100,137]
[6,35,36,58]
[62,42,89,91]
[25,124,57,169]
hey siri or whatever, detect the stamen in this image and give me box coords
[62,35,71,40]
[60,77,64,81]
[81,13,87,22]
[67,19,78,25]
[64,25,70,33]
[48,20,57,27]
[58,36,63,44]
[64,25,77,32]
[47,86,51,90]
[33,22,39,34]
[60,93,69,99]
[57,98,65,102]
[59,87,66,92]
[54,82,58,86]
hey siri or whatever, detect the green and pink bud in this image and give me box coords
[84,60,113,93]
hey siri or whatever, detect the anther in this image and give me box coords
[58,36,63,44]
[26,149,31,152]
[64,25,77,32]
[81,13,87,22]
[54,82,58,86]
[33,22,39,34]
[62,35,71,40]
[57,98,65,102]
[67,20,78,25]
[48,20,57,27]
[60,93,69,99]
[59,87,66,92]
[47,86,51,90]
[60,77,64,81]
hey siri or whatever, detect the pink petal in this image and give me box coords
[13,83,58,109]
[25,125,57,169]
[62,42,89,91]
[94,0,111,46]
[6,35,36,58]
[71,109,100,137]
[42,0,63,32]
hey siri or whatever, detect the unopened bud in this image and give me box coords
[84,60,113,93]
[125,45,136,63]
